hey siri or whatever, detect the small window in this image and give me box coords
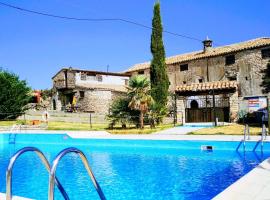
[183,81,186,84]
[198,79,203,83]
[138,71,144,75]
[228,76,237,81]
[80,73,86,80]
[225,55,235,65]
[180,64,188,71]
[261,48,270,59]
[79,91,85,98]
[97,75,103,82]
[245,76,248,81]
[124,79,129,85]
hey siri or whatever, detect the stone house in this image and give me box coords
[52,68,130,114]
[125,37,270,123]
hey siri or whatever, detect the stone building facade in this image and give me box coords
[125,37,270,123]
[52,68,130,114]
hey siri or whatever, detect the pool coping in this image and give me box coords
[0,193,32,200]
[0,130,269,142]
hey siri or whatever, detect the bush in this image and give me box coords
[107,97,140,128]
[0,69,31,119]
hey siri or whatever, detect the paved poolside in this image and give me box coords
[154,125,205,135]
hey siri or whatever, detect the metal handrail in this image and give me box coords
[243,124,250,150]
[261,124,267,148]
[49,147,106,200]
[6,147,69,200]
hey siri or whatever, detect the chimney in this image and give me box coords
[202,36,213,52]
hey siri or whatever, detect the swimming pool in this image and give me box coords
[0,133,269,200]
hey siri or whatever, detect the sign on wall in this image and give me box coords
[248,97,267,112]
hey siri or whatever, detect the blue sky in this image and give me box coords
[0,0,269,89]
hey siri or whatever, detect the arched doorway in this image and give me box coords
[190,100,199,109]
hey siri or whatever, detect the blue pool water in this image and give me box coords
[0,134,269,200]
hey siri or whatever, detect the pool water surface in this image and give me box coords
[0,134,269,200]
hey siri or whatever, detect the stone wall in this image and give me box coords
[176,96,186,124]
[229,91,239,122]
[53,71,66,89]
[74,89,125,114]
[75,89,111,114]
[129,48,270,97]
[52,69,76,89]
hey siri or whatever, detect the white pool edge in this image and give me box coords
[0,130,269,142]
[0,193,32,200]
[213,157,270,200]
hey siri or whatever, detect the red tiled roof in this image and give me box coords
[175,81,238,92]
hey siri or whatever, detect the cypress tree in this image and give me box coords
[150,2,169,108]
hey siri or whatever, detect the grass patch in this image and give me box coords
[188,124,262,135]
[0,120,174,134]
[107,124,174,134]
[47,121,108,131]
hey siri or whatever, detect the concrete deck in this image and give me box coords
[0,193,32,200]
[0,129,269,142]
[154,126,203,135]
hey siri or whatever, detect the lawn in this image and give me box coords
[107,124,174,134]
[0,120,174,134]
[189,124,263,135]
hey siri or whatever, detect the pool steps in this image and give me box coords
[5,147,106,200]
[8,124,21,144]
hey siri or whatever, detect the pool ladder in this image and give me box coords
[237,124,267,152]
[8,124,21,144]
[6,147,106,200]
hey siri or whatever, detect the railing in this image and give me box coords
[49,147,106,200]
[6,147,70,200]
[243,124,250,150]
[261,124,267,148]
[9,124,21,144]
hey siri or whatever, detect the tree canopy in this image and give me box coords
[150,2,169,109]
[0,69,31,119]
[127,75,153,128]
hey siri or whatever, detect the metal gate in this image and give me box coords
[185,95,230,123]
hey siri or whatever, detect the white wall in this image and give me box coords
[75,72,129,85]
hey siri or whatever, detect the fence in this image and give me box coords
[0,110,178,131]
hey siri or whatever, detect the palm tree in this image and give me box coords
[127,76,153,129]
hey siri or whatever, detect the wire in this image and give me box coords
[0,1,203,42]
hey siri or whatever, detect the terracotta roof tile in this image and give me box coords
[175,81,238,92]
[126,37,270,73]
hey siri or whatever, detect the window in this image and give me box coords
[138,71,144,75]
[180,64,188,71]
[261,48,270,59]
[80,73,86,80]
[79,91,85,98]
[97,75,103,82]
[198,79,203,83]
[225,55,235,65]
[124,79,129,85]
[228,76,237,81]
[183,81,186,84]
